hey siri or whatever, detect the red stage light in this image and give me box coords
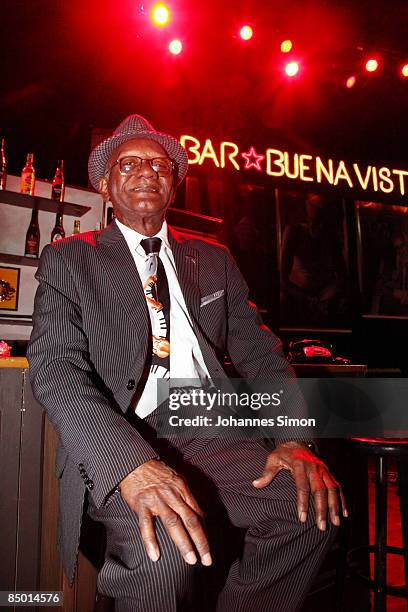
[151,3,171,27]
[285,61,299,77]
[169,39,182,55]
[365,58,379,72]
[240,25,253,41]
[401,63,408,78]
[346,75,356,88]
[280,40,293,53]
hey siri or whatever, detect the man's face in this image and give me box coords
[99,138,176,228]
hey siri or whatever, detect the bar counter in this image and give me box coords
[0,360,97,612]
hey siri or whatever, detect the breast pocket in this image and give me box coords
[200,289,225,308]
[199,293,226,343]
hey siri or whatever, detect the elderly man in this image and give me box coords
[27,115,346,612]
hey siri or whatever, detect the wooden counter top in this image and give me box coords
[0,357,28,368]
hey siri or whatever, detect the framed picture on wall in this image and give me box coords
[356,200,408,318]
[276,189,351,330]
[0,266,20,311]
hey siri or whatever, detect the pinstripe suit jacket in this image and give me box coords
[27,219,306,583]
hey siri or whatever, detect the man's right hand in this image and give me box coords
[119,459,212,566]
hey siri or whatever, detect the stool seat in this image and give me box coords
[352,437,408,456]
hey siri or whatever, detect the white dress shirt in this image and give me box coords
[115,218,211,418]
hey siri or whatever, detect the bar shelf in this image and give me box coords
[0,252,39,267]
[0,189,91,217]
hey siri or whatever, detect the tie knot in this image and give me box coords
[141,237,162,255]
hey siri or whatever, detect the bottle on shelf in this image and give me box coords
[24,206,40,258]
[51,208,65,243]
[106,206,115,226]
[0,138,7,190]
[21,153,35,195]
[73,219,80,235]
[51,159,65,202]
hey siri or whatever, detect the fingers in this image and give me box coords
[291,460,311,524]
[252,462,282,489]
[139,507,160,562]
[311,484,328,531]
[339,486,349,518]
[178,504,212,566]
[170,476,211,564]
[158,494,211,566]
[139,496,210,566]
[322,471,348,519]
[293,460,346,531]
[160,504,198,565]
[129,467,212,567]
[308,467,349,530]
[321,471,341,526]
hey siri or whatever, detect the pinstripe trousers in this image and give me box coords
[88,423,337,612]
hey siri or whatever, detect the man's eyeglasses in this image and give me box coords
[108,156,175,177]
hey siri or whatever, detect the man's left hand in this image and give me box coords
[252,441,348,531]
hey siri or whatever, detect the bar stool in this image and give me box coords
[345,438,408,611]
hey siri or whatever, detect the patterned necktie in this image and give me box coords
[140,237,170,377]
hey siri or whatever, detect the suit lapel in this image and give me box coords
[168,226,229,382]
[96,221,149,332]
[168,227,201,325]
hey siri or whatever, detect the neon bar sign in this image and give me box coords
[180,135,408,198]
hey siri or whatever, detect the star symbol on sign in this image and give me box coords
[241,147,265,171]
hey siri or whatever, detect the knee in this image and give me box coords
[319,518,339,547]
[249,501,339,549]
[155,550,198,585]
[299,509,340,557]
[119,539,198,586]
[99,547,198,603]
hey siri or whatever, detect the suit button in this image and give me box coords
[87,480,94,490]
[127,379,135,390]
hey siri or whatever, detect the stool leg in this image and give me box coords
[398,458,408,595]
[335,519,350,611]
[374,455,387,612]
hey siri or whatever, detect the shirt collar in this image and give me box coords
[115,218,171,254]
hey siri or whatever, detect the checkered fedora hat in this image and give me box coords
[88,114,189,190]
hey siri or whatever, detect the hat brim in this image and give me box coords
[88,130,189,191]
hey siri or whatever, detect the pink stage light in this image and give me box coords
[169,39,182,55]
[285,61,299,77]
[280,40,293,53]
[151,3,171,27]
[365,58,379,72]
[346,75,356,88]
[240,25,253,41]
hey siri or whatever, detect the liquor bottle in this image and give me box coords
[21,153,35,195]
[73,219,80,234]
[24,206,40,258]
[51,159,65,201]
[0,138,7,190]
[51,209,65,242]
